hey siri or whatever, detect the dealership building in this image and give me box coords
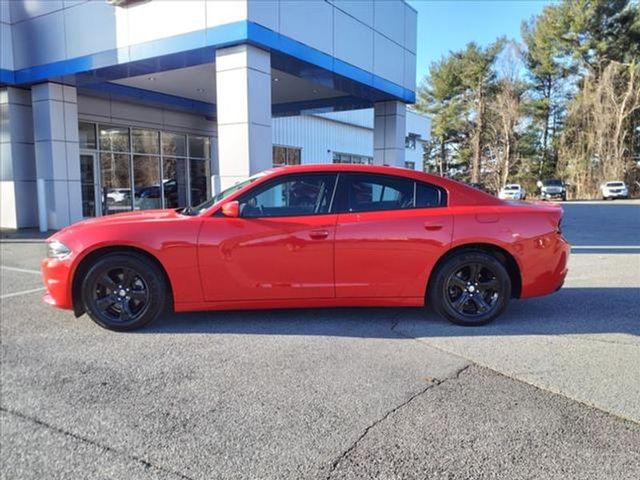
[0,0,425,230]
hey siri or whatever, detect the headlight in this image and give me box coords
[47,240,71,259]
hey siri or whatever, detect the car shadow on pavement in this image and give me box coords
[140,287,639,339]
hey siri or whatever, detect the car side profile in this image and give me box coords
[41,164,569,331]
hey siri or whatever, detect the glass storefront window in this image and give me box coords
[189,159,211,206]
[99,125,130,152]
[80,154,96,217]
[83,122,212,214]
[132,128,160,155]
[133,155,162,210]
[79,122,97,149]
[100,153,132,215]
[162,157,188,208]
[189,136,210,159]
[162,132,187,157]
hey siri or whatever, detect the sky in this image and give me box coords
[408,0,554,84]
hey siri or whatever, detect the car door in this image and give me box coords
[334,173,453,299]
[198,172,338,302]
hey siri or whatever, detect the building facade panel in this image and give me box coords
[332,0,374,27]
[246,0,278,32]
[373,0,406,47]
[373,32,405,87]
[333,9,374,73]
[279,0,334,56]
[1,20,13,71]
[12,9,66,70]
[63,1,119,59]
[8,0,64,23]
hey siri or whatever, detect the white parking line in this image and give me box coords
[0,287,45,300]
[0,266,41,275]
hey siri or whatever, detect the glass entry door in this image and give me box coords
[80,152,101,217]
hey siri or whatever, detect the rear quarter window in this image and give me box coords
[416,182,446,208]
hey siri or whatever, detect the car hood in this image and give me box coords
[49,209,185,239]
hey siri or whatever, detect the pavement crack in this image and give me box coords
[1,406,195,480]
[325,364,471,479]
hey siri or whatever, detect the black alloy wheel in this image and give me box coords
[81,253,166,331]
[429,251,511,326]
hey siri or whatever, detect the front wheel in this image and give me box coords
[81,253,167,331]
[428,251,511,326]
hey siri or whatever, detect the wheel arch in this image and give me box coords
[426,242,522,301]
[71,245,174,317]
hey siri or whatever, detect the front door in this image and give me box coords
[80,152,101,217]
[198,173,338,302]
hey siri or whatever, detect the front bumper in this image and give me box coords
[541,192,564,199]
[41,257,74,310]
[603,190,628,198]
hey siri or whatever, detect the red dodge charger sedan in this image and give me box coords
[41,164,569,331]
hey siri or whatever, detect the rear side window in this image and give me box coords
[416,182,444,207]
[338,173,446,213]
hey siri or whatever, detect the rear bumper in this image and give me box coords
[520,234,570,299]
[41,257,73,310]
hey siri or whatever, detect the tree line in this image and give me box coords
[416,0,640,198]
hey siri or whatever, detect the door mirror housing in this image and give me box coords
[221,201,240,218]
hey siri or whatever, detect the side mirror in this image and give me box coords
[221,201,240,218]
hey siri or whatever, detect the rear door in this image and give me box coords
[334,173,453,299]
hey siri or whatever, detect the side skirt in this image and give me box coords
[173,297,424,313]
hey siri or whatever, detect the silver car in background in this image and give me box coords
[498,184,527,201]
[600,181,629,200]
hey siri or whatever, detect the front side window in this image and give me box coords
[239,174,337,218]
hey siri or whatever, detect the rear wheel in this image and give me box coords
[428,251,511,326]
[81,253,166,331]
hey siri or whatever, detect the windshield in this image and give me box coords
[188,173,265,215]
[543,179,562,186]
[505,185,520,190]
[606,182,624,187]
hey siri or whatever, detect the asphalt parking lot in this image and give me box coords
[1,200,639,480]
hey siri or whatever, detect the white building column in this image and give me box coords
[214,44,272,191]
[0,87,37,229]
[31,83,82,230]
[374,101,406,167]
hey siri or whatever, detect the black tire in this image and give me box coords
[81,253,166,331]
[428,251,511,326]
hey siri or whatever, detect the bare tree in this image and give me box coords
[486,44,526,190]
[560,61,640,197]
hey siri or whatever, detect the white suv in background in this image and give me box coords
[498,184,527,201]
[600,181,629,200]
